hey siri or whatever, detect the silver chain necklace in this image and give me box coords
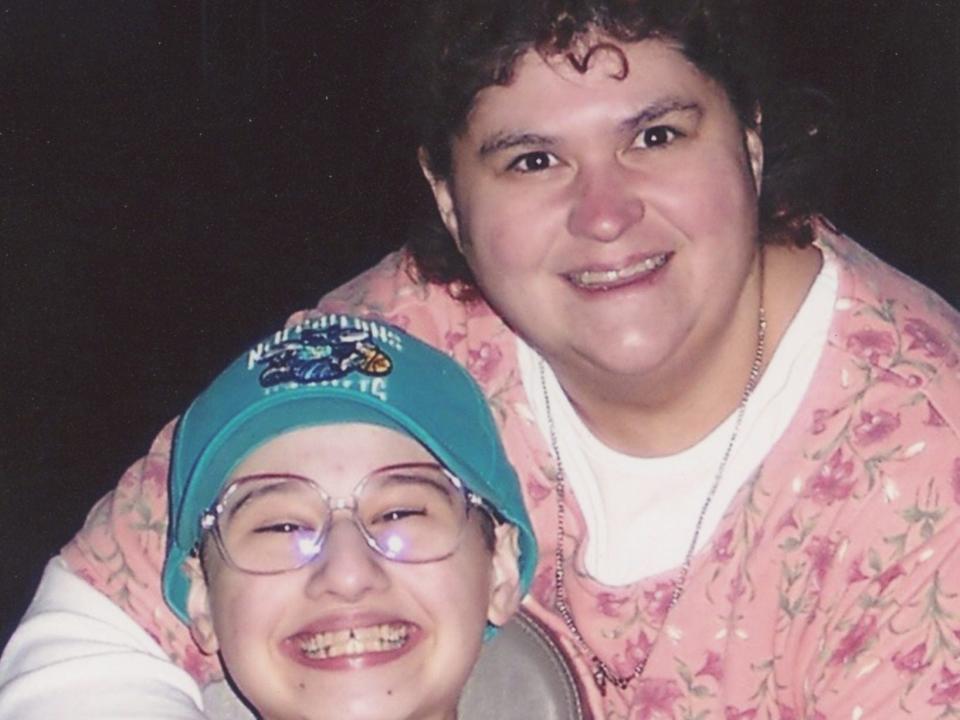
[538,284,766,696]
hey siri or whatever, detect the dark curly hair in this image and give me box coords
[401,0,835,292]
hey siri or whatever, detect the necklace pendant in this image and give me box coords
[592,662,607,696]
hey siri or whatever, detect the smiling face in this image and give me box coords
[425,38,764,408]
[185,424,520,720]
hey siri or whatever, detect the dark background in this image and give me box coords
[2,1,958,647]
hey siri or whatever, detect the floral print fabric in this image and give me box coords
[63,222,960,718]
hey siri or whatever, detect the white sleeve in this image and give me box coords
[0,557,208,719]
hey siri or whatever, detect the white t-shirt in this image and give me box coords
[517,253,838,585]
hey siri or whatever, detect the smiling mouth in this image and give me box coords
[298,623,411,660]
[567,253,670,289]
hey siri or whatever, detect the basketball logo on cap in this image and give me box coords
[257,326,393,387]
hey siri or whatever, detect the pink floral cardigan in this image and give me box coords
[64,223,960,719]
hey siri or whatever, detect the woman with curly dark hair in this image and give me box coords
[5,2,960,719]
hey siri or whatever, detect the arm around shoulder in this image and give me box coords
[0,557,208,720]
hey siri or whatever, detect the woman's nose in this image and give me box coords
[303,516,390,602]
[566,164,645,243]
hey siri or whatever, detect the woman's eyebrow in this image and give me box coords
[377,471,459,507]
[618,98,703,132]
[478,131,557,157]
[476,99,703,157]
[226,480,298,516]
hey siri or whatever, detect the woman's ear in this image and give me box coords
[486,524,523,628]
[183,557,219,656]
[745,108,764,196]
[418,147,464,253]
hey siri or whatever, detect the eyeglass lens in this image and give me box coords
[215,466,469,572]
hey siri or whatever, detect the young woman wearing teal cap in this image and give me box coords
[163,314,536,720]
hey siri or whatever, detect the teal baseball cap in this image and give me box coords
[163,313,537,627]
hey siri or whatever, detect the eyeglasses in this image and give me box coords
[199,463,487,574]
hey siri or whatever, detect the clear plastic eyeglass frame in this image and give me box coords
[196,462,489,574]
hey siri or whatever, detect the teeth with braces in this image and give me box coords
[569,253,668,288]
[299,623,410,659]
